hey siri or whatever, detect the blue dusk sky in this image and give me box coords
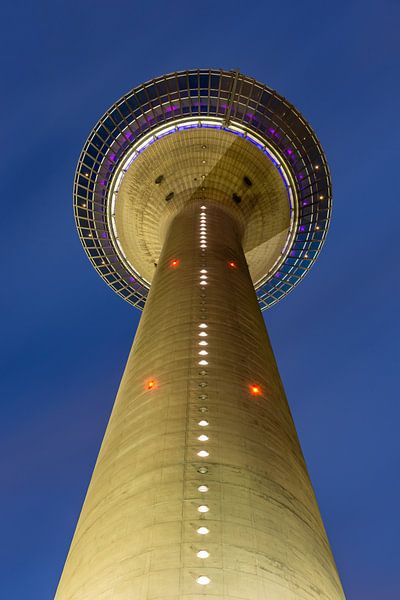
[1,1,399,598]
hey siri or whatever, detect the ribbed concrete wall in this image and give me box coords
[55,202,345,599]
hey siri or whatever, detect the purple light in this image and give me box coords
[299,225,305,232]
[99,179,106,186]
[129,276,135,283]
[275,272,281,278]
[165,105,178,113]
[109,153,116,162]
[269,128,280,139]
[221,103,228,111]
[101,232,107,239]
[286,148,293,156]
[303,201,308,206]
[290,250,296,257]
[298,174,304,180]
[125,131,133,140]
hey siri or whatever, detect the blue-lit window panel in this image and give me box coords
[286,275,301,285]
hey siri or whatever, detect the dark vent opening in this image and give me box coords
[232,193,241,204]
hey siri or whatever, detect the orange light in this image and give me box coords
[250,384,261,396]
[228,260,237,269]
[146,379,156,390]
[170,258,180,268]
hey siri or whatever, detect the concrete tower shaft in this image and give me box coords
[56,202,344,599]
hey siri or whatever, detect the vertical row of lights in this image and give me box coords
[195,205,211,587]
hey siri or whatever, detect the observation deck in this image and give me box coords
[74,69,331,310]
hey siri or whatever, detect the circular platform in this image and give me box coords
[74,69,331,310]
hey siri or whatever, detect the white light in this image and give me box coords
[201,205,206,209]
[197,450,209,457]
[198,434,208,441]
[197,526,209,535]
[200,275,207,279]
[197,550,210,559]
[200,269,207,273]
[197,575,211,586]
[198,420,209,427]
[198,505,209,513]
[198,350,208,356]
[198,360,208,365]
[198,341,208,346]
[199,323,208,328]
[136,136,155,152]
[200,280,207,285]
[198,485,209,492]
[198,331,207,337]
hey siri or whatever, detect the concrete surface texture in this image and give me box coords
[55,202,345,599]
[55,200,344,600]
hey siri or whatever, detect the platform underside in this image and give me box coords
[113,128,293,286]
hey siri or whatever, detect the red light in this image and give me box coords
[250,384,261,396]
[170,258,180,268]
[147,380,156,390]
[228,260,237,269]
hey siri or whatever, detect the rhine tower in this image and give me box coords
[56,69,345,599]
